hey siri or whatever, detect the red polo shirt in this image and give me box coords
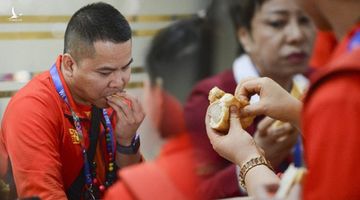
[0,56,116,199]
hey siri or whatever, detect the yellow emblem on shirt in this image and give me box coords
[69,129,80,144]
[84,111,91,118]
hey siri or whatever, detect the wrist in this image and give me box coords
[237,152,263,167]
[117,137,133,146]
[116,132,139,146]
[289,99,302,130]
[116,133,140,155]
[238,156,274,191]
[235,141,264,166]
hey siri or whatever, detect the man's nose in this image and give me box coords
[108,71,125,89]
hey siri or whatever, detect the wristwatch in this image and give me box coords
[116,134,140,155]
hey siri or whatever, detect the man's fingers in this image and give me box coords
[107,100,128,121]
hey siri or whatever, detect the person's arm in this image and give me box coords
[185,84,244,198]
[2,97,66,199]
[106,93,145,168]
[235,77,302,130]
[205,105,279,196]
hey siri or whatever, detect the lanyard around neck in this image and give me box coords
[50,64,115,186]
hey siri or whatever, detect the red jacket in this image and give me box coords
[303,24,360,199]
[105,133,199,200]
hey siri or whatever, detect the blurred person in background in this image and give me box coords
[105,16,210,200]
[145,12,212,104]
[184,0,315,198]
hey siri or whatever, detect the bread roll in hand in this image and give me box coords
[208,87,254,133]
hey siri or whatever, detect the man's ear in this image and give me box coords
[237,27,253,53]
[62,53,76,77]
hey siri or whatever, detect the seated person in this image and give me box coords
[0,3,144,199]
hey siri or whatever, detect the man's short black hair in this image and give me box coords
[63,2,131,61]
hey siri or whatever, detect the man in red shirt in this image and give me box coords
[0,3,144,199]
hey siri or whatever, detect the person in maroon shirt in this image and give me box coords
[184,0,315,198]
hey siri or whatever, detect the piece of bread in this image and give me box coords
[208,86,226,103]
[208,87,254,133]
[274,164,306,198]
[110,94,132,107]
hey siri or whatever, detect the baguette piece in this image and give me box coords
[208,87,254,133]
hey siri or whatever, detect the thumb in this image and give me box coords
[229,106,243,131]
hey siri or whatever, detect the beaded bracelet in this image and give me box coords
[239,156,274,190]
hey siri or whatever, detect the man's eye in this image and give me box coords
[122,65,130,71]
[99,71,111,76]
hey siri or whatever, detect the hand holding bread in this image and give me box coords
[207,86,254,133]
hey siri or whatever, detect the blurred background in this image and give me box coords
[0,0,240,159]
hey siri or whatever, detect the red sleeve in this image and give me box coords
[302,74,360,199]
[2,95,66,200]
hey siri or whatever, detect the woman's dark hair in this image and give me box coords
[229,0,266,55]
[146,16,212,89]
[63,2,131,61]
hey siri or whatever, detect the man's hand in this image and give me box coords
[106,92,145,146]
